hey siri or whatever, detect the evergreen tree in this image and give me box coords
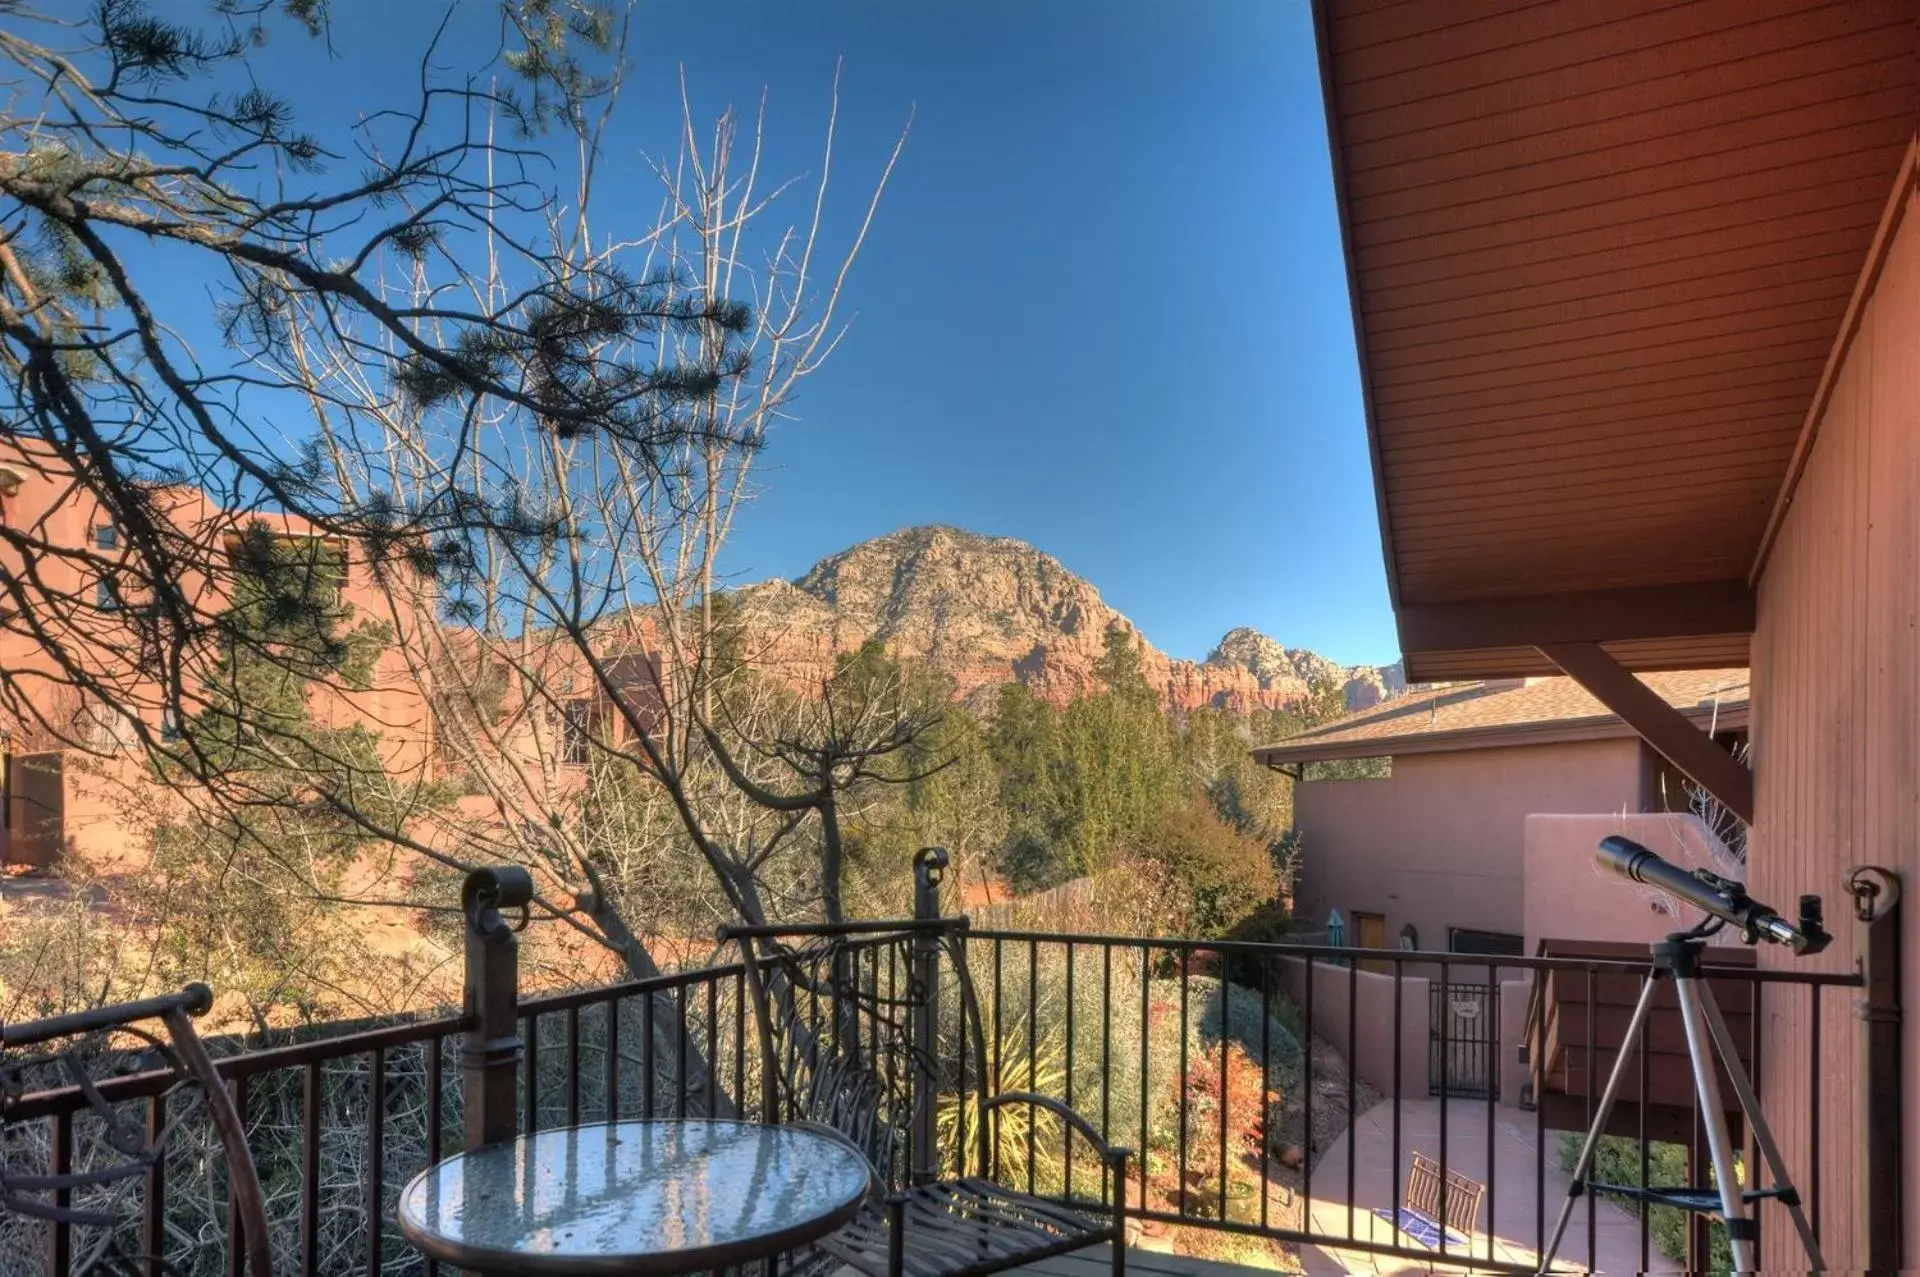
[983,681,1063,888]
[1183,705,1293,839]
[142,526,442,1021]
[1092,624,1153,704]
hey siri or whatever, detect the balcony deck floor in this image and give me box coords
[1015,1246,1277,1277]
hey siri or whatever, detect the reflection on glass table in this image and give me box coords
[397,1118,873,1275]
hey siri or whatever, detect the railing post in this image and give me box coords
[463,866,533,1150]
[1851,867,1902,1273]
[911,846,948,1185]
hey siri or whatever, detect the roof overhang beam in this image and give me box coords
[1538,641,1753,824]
[1397,582,1754,655]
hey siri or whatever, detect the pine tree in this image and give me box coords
[141,527,443,1020]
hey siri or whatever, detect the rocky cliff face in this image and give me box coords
[1204,627,1407,711]
[727,526,1399,714]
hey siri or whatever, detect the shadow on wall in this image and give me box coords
[1278,957,1429,1100]
[1498,812,1744,1106]
[1522,812,1744,956]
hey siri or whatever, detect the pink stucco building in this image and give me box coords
[1255,670,1748,959]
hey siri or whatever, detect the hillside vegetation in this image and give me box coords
[1,527,1374,1027]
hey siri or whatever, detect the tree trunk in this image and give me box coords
[814,791,864,1055]
[583,897,738,1119]
[819,788,845,926]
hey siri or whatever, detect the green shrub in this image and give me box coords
[1556,1133,1733,1271]
[952,943,1195,1181]
[941,1026,1070,1193]
[947,948,1304,1200]
[1189,975,1302,1092]
[1145,803,1281,937]
[1221,900,1301,997]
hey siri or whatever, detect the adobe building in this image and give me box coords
[0,443,661,873]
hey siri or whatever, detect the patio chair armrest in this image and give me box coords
[982,1091,1121,1159]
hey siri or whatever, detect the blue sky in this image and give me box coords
[252,0,1396,666]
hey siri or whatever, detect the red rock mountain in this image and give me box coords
[726,526,1401,713]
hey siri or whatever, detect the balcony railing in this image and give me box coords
[959,927,1877,1274]
[2,865,1898,1276]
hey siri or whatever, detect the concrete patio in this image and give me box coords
[1299,1098,1652,1275]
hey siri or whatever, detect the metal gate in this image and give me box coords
[1430,982,1496,1098]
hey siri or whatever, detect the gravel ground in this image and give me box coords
[1281,1035,1385,1159]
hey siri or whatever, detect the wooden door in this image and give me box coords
[1354,911,1387,973]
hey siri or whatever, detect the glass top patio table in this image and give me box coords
[397,1118,873,1275]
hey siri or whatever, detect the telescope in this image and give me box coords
[1547,835,1835,1272]
[1596,834,1830,955]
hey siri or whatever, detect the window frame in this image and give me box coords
[1447,926,1525,957]
[559,700,596,767]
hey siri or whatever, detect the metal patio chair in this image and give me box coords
[723,851,1130,1277]
[1,984,271,1276]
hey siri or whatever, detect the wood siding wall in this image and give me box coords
[1751,190,1919,1270]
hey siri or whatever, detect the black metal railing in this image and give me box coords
[958,928,1881,1275]
[5,865,1900,1276]
[4,870,752,1277]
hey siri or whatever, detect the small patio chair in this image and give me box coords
[1371,1150,1484,1252]
[724,889,1130,1277]
[1,984,272,1276]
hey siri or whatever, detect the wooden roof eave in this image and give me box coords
[1312,0,1402,611]
[1310,0,1915,676]
[1252,701,1748,769]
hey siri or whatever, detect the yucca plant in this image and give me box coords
[939,1026,1073,1194]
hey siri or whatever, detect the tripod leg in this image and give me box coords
[1696,980,1826,1270]
[1537,974,1660,1275]
[1675,976,1755,1273]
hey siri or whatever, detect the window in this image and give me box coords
[160,705,182,742]
[95,578,120,613]
[93,524,117,550]
[81,703,137,752]
[1448,927,1524,957]
[225,529,348,611]
[560,701,595,766]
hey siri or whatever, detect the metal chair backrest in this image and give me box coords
[1405,1150,1484,1240]
[1,985,272,1276]
[728,917,990,1189]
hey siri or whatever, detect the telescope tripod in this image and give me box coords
[1538,933,1823,1274]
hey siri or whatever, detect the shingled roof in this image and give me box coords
[1252,669,1748,767]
